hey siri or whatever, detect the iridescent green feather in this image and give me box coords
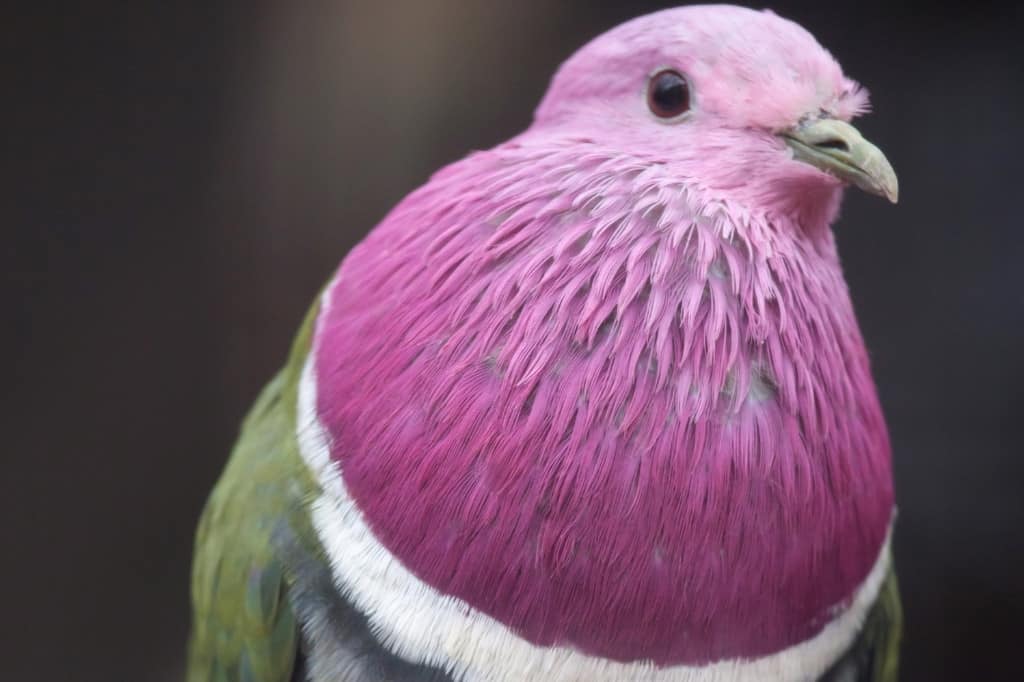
[187,305,321,682]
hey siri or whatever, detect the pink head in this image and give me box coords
[312,4,897,669]
[535,5,892,221]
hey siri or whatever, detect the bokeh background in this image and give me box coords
[6,1,1022,679]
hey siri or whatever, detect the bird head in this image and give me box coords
[533,6,897,223]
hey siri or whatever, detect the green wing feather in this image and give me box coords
[187,305,320,682]
[821,566,902,682]
[863,568,903,681]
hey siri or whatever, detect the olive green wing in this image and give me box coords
[861,568,903,682]
[821,568,903,682]
[187,308,320,682]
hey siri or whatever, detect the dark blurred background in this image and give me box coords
[5,1,1022,679]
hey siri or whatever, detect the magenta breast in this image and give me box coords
[312,145,894,664]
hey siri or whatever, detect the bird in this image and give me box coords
[187,5,901,682]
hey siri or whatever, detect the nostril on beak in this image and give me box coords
[815,138,851,153]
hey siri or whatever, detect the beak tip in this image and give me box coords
[867,163,898,204]
[883,177,899,204]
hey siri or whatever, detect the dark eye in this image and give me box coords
[647,69,691,119]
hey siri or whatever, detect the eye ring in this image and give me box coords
[647,69,691,120]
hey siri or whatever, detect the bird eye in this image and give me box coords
[647,69,691,119]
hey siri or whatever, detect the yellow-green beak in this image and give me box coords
[782,118,899,203]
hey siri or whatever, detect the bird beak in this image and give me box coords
[781,118,899,203]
